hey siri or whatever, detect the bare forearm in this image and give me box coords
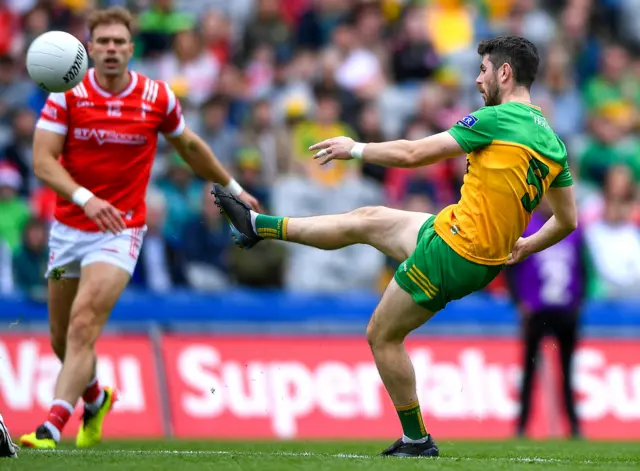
[357,132,462,168]
[524,215,575,254]
[360,140,419,168]
[34,155,82,201]
[180,134,232,185]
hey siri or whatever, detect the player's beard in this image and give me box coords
[483,78,502,107]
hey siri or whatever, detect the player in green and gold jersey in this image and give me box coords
[212,36,578,457]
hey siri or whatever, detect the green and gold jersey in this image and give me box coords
[436,102,573,266]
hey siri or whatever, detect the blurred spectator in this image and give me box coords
[0,163,29,252]
[580,164,640,227]
[355,100,387,185]
[266,49,316,126]
[330,16,385,100]
[532,43,584,142]
[424,0,479,57]
[12,217,48,302]
[199,9,232,66]
[502,0,556,54]
[556,1,600,85]
[214,64,251,128]
[0,1,17,56]
[352,1,387,68]
[242,0,292,61]
[296,0,350,51]
[390,6,440,85]
[2,107,36,196]
[131,187,187,292]
[584,166,640,299]
[239,99,291,185]
[182,184,231,291]
[156,154,203,242]
[577,102,640,188]
[290,88,358,185]
[244,44,276,100]
[156,28,220,107]
[197,94,240,168]
[234,146,271,206]
[0,55,34,138]
[505,198,585,439]
[21,6,52,49]
[136,0,195,58]
[582,43,639,112]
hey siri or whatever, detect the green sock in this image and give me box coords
[255,215,289,240]
[396,401,428,440]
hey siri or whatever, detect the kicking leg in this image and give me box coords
[368,278,439,457]
[20,262,128,449]
[213,184,430,261]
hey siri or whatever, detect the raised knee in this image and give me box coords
[347,206,387,238]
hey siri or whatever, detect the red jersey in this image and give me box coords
[36,68,185,231]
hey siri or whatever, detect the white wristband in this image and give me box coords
[225,178,243,196]
[350,142,366,159]
[71,187,94,207]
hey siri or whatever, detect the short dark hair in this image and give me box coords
[477,36,539,88]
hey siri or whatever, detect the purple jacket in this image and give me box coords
[506,212,586,313]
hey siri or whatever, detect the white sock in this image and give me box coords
[250,210,259,234]
[402,434,429,444]
[85,389,105,414]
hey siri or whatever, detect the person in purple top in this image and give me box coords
[505,197,586,439]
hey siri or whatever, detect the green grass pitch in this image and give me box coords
[4,439,640,470]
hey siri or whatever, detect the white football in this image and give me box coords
[26,31,88,93]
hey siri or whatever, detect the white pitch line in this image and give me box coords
[27,449,638,465]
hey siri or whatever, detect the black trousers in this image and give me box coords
[517,309,581,436]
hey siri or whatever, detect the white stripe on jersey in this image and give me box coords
[163,81,176,115]
[150,81,158,102]
[48,92,67,109]
[142,78,150,102]
[37,119,67,135]
[142,79,159,104]
[72,83,88,98]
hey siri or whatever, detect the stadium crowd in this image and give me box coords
[0,0,639,300]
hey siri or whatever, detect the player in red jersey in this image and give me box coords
[18,7,261,450]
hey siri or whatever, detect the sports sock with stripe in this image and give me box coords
[253,213,289,240]
[44,399,74,442]
[82,376,105,414]
[396,401,429,441]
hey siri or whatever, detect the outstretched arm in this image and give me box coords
[166,127,263,212]
[310,132,464,168]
